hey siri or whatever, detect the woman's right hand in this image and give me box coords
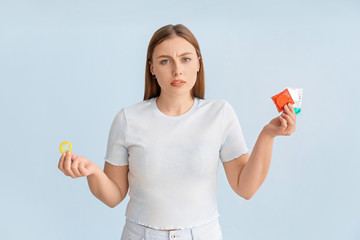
[58,152,99,178]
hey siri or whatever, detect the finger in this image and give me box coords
[71,156,83,178]
[284,105,297,130]
[284,106,296,126]
[279,115,287,131]
[287,103,296,115]
[63,152,76,178]
[284,104,296,121]
[281,112,296,135]
[58,153,66,173]
[61,152,70,176]
[281,112,294,127]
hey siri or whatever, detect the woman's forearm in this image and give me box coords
[87,167,123,208]
[238,128,275,199]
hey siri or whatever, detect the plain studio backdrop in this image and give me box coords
[0,0,359,239]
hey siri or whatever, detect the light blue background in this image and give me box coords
[1,0,359,239]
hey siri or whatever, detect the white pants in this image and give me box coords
[120,217,223,240]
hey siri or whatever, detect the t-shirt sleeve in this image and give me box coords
[104,108,129,166]
[219,101,249,163]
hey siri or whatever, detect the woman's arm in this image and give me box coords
[87,163,129,208]
[236,130,274,199]
[225,103,296,200]
[239,103,296,199]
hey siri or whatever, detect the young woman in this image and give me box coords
[58,24,296,240]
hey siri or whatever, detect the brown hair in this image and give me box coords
[143,24,205,100]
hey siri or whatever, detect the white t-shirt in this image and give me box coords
[104,96,248,230]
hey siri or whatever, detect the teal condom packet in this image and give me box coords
[286,87,303,115]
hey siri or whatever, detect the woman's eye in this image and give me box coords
[183,57,191,62]
[161,59,169,64]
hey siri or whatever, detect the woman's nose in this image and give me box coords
[172,61,183,76]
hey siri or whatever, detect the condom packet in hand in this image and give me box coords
[286,87,303,114]
[271,87,303,114]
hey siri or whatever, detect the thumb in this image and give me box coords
[65,151,78,161]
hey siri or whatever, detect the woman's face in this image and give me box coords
[149,36,200,98]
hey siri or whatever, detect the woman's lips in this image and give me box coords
[171,80,185,87]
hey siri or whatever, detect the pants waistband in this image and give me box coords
[125,217,220,238]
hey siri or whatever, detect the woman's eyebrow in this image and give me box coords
[157,52,194,59]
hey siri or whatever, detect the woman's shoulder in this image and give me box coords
[110,98,153,119]
[198,98,229,109]
[121,98,153,114]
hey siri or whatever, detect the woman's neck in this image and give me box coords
[156,94,194,116]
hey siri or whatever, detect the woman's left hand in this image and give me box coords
[263,103,297,138]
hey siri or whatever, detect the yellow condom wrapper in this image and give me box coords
[59,141,72,154]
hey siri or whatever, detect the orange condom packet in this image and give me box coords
[271,88,295,112]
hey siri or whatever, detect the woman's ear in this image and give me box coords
[149,61,154,75]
